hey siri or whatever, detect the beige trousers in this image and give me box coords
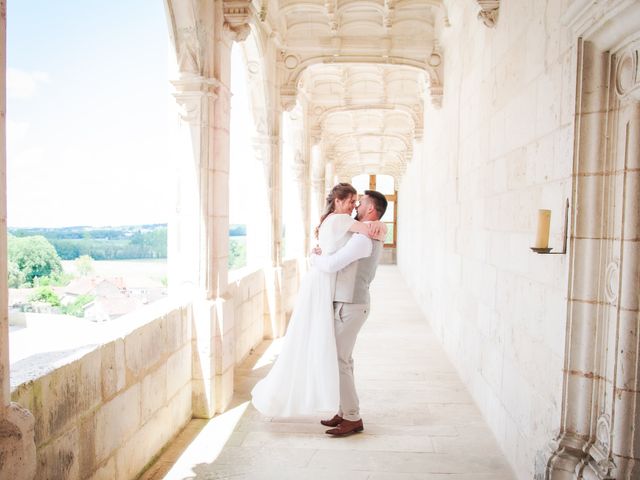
[333,302,369,421]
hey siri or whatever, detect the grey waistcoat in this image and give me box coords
[334,239,383,305]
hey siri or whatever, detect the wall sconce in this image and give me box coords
[530,199,569,255]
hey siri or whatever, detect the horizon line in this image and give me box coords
[8,223,168,230]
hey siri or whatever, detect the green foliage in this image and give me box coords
[51,239,81,259]
[10,225,168,261]
[8,235,63,286]
[228,237,247,270]
[8,260,26,288]
[62,294,94,317]
[75,255,95,276]
[128,228,167,258]
[28,286,61,307]
[35,271,73,287]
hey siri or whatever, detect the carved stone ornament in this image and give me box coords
[429,82,443,109]
[596,414,611,454]
[292,151,307,183]
[171,76,220,123]
[177,27,201,75]
[280,85,298,112]
[477,0,499,28]
[259,1,268,21]
[615,46,639,100]
[589,415,617,479]
[223,0,252,41]
[604,259,619,303]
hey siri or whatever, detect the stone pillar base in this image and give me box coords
[0,403,36,480]
[191,298,217,419]
[546,435,617,480]
[191,294,235,418]
[214,295,234,414]
[263,266,285,339]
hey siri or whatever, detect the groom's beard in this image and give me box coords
[354,211,361,221]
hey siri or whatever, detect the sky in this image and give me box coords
[7,1,171,228]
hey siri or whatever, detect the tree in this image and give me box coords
[8,260,26,288]
[34,272,73,287]
[50,239,80,259]
[8,235,63,286]
[28,286,61,307]
[228,238,247,270]
[75,255,95,276]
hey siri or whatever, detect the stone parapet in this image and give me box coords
[0,402,36,480]
[229,268,266,365]
[10,302,193,480]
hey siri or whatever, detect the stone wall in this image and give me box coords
[228,260,302,366]
[11,303,193,480]
[231,269,266,364]
[398,1,575,477]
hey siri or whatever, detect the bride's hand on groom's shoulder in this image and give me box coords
[366,221,387,241]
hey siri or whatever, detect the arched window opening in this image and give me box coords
[229,40,264,271]
[352,174,397,248]
[7,2,170,338]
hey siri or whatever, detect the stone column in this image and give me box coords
[545,40,609,479]
[310,141,326,242]
[0,1,36,477]
[324,159,336,193]
[282,102,309,258]
[204,0,252,414]
[170,70,235,417]
[605,42,640,479]
[291,149,310,255]
[297,111,316,254]
[166,0,251,416]
[254,130,287,338]
[170,75,226,418]
[299,133,313,254]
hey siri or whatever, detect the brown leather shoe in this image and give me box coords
[320,414,343,427]
[325,418,364,436]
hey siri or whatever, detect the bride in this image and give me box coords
[251,182,384,417]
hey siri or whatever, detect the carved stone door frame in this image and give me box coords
[546,1,640,479]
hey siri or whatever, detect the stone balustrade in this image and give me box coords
[7,261,305,480]
[10,300,193,480]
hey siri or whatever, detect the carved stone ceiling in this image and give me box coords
[299,63,424,178]
[258,0,446,179]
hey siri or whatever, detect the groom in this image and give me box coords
[311,189,388,436]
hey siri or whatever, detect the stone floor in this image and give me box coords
[141,265,515,479]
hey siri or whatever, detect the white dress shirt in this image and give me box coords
[311,233,373,273]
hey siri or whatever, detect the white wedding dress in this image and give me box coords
[251,213,355,417]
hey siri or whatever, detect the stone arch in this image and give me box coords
[164,0,215,77]
[281,55,442,110]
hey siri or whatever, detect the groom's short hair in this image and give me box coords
[364,190,388,219]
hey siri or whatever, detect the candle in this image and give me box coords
[535,209,551,248]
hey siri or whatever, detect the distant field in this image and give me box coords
[61,259,167,279]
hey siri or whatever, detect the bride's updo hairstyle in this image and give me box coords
[315,182,357,239]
